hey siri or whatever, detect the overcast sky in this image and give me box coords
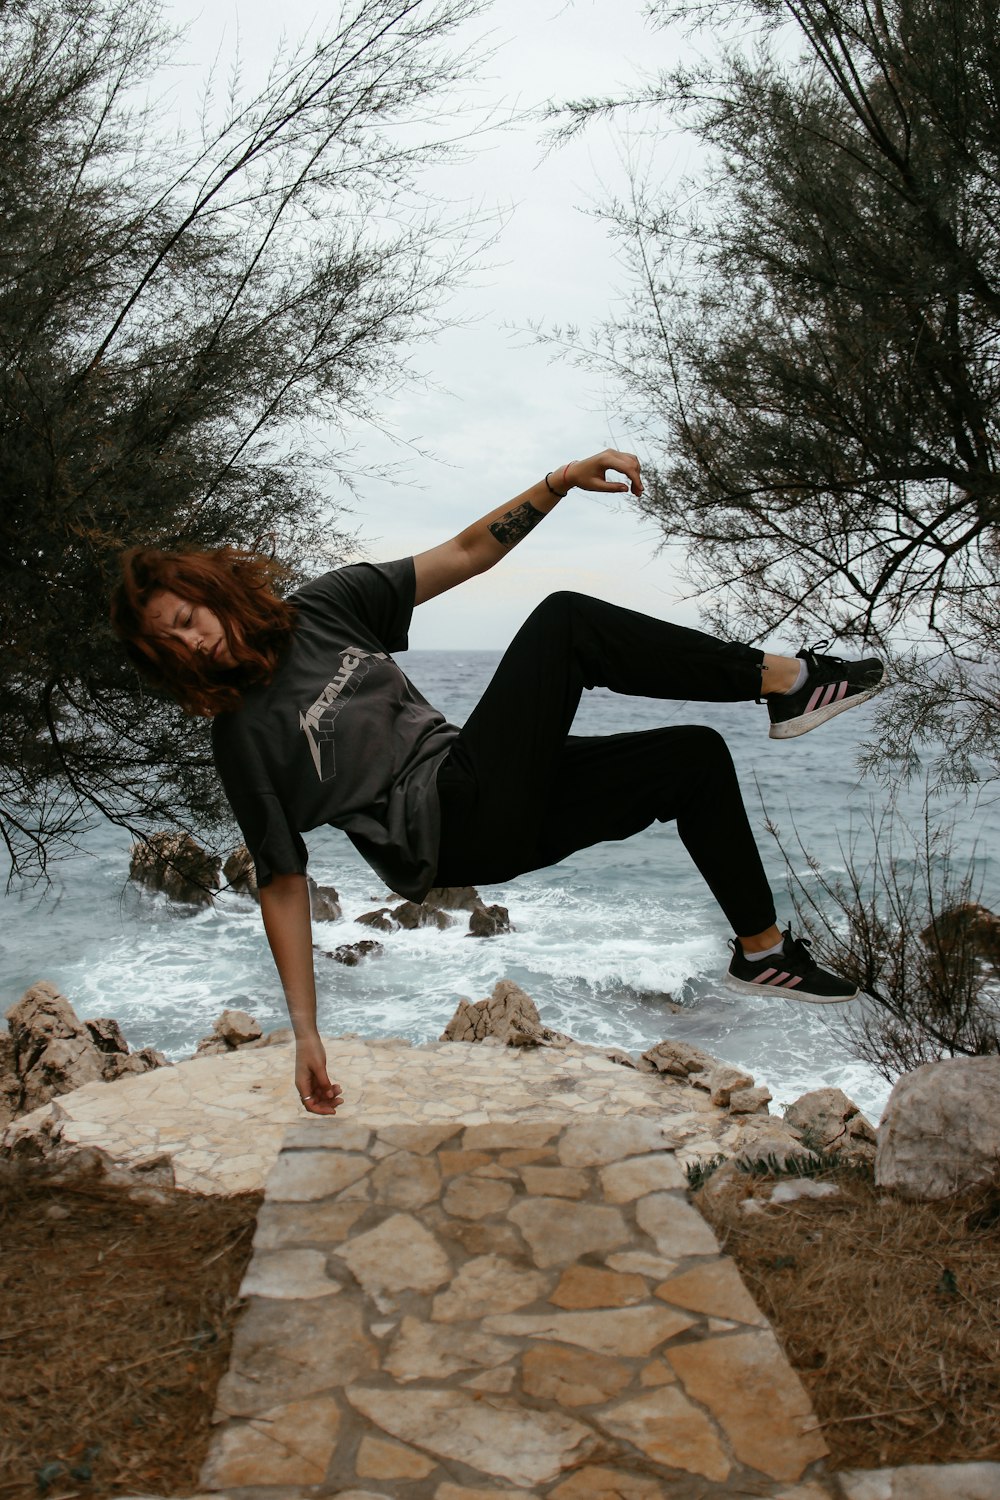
[167,0,713,648]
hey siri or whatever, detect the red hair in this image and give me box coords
[111,546,297,716]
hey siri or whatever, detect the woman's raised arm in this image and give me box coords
[412,449,642,605]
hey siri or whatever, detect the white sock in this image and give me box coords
[782,659,808,694]
[744,935,786,962]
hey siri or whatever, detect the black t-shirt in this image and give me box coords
[211,558,459,900]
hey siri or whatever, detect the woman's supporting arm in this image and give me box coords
[412,448,643,605]
[259,872,343,1114]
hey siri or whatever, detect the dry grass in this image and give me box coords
[3,1153,1000,1492]
[0,1167,260,1499]
[695,1166,1000,1469]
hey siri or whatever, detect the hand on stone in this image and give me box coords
[295,1037,343,1115]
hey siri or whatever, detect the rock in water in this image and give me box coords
[422,885,485,912]
[129,831,221,905]
[920,902,1000,968]
[308,876,342,922]
[393,900,453,931]
[876,1056,1000,1199]
[357,907,399,932]
[320,940,384,966]
[468,903,511,938]
[223,843,259,901]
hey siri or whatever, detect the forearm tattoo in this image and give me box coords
[488,501,545,547]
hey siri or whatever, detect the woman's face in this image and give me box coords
[144,589,237,669]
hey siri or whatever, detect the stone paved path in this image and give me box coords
[9,1031,1000,1497]
[199,1115,835,1499]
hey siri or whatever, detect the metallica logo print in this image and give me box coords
[299,647,387,779]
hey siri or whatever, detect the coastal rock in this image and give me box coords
[468,904,512,938]
[441,981,570,1048]
[3,982,168,1118]
[0,1036,19,1127]
[20,1035,106,1113]
[195,1008,263,1056]
[308,877,342,923]
[85,1017,129,1054]
[876,1057,1000,1199]
[691,1064,754,1108]
[321,941,384,967]
[129,831,221,905]
[642,1040,719,1080]
[727,1085,772,1116]
[358,907,399,933]
[393,901,453,931]
[422,886,484,913]
[783,1087,876,1156]
[7,982,84,1063]
[223,844,259,901]
[215,1009,263,1047]
[920,902,1000,968]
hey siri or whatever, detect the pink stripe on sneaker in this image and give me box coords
[752,967,778,983]
[805,686,825,713]
[820,683,838,708]
[769,971,791,985]
[835,680,848,702]
[784,975,802,987]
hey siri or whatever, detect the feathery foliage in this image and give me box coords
[0,0,488,877]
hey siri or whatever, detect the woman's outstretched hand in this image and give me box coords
[566,450,643,498]
[295,1035,344,1115]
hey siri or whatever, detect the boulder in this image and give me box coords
[4,983,168,1116]
[691,1063,755,1107]
[467,903,511,938]
[641,1039,718,1079]
[213,1009,262,1047]
[392,900,452,931]
[783,1087,876,1156]
[129,831,221,906]
[441,979,570,1048]
[6,982,84,1066]
[920,902,1000,968]
[876,1056,1000,1200]
[195,1008,262,1055]
[85,1017,129,1054]
[727,1084,773,1116]
[223,844,259,901]
[320,940,384,967]
[308,876,342,922]
[422,886,485,913]
[0,1036,19,1129]
[20,1035,105,1113]
[357,907,399,933]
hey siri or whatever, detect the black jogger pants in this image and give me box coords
[433,591,778,937]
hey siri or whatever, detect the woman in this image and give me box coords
[113,449,883,1116]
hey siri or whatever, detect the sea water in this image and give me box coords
[2,650,998,1123]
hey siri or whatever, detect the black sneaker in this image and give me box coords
[726,930,859,1004]
[768,643,884,740]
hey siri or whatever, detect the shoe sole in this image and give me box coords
[768,683,881,740]
[724,973,859,1004]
